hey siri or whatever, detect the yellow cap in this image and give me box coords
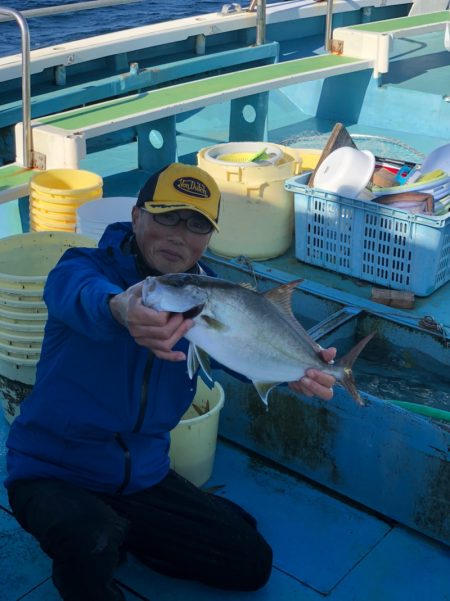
[137,163,221,231]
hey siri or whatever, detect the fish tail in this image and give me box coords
[336,332,376,406]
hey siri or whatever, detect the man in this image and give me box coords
[5,163,336,601]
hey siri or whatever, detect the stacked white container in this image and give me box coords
[76,197,136,241]
[0,232,97,423]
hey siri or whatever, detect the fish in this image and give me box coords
[141,273,375,406]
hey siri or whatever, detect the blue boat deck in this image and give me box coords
[1,416,449,601]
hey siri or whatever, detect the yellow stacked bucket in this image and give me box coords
[0,232,97,423]
[29,169,103,232]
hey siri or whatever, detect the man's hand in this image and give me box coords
[288,347,337,401]
[109,282,192,361]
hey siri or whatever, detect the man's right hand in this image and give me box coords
[109,282,193,361]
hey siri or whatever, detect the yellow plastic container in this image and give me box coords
[0,304,47,318]
[0,327,44,343]
[0,337,42,353]
[31,207,77,224]
[296,148,322,171]
[31,219,75,233]
[0,314,46,334]
[30,169,102,232]
[169,377,225,487]
[198,143,302,259]
[0,232,97,292]
[30,169,103,202]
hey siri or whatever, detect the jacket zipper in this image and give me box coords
[115,351,154,493]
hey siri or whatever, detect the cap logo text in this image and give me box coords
[174,177,210,199]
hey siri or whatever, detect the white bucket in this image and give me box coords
[169,377,225,487]
[76,196,135,241]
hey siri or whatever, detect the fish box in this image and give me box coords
[285,174,450,296]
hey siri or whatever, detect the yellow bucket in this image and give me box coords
[30,169,102,233]
[30,210,77,229]
[31,206,78,222]
[31,220,75,233]
[33,197,83,213]
[30,169,103,202]
[170,377,225,487]
[0,232,97,292]
[0,317,46,333]
[296,148,322,171]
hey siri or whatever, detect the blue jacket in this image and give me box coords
[5,223,216,494]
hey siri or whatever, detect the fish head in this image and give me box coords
[142,273,209,315]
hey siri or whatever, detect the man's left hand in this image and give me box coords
[288,347,337,401]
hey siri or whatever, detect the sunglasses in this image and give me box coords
[146,210,214,235]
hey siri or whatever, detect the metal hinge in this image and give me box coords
[31,151,46,170]
[330,39,344,55]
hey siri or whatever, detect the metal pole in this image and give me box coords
[256,0,266,46]
[0,6,31,168]
[325,0,334,52]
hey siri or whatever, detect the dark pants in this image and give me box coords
[7,471,272,601]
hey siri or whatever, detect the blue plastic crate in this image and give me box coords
[284,174,450,297]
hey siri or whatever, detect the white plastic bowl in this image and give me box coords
[314,147,375,199]
[421,143,450,175]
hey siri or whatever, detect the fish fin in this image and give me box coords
[195,344,213,382]
[187,343,213,381]
[199,314,228,332]
[336,332,376,406]
[187,343,198,379]
[253,381,280,406]
[239,282,257,291]
[263,279,322,353]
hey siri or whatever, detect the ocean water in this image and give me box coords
[0,0,277,58]
[0,0,284,56]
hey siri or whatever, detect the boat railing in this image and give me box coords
[0,6,31,168]
[249,0,335,52]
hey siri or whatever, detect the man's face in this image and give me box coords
[132,207,213,273]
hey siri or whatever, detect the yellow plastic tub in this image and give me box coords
[33,197,83,213]
[198,143,302,260]
[30,169,102,233]
[0,338,42,353]
[0,315,47,330]
[0,327,44,342]
[0,291,44,304]
[169,377,225,487]
[0,232,97,292]
[296,148,322,171]
[31,220,75,233]
[30,212,77,233]
[31,207,78,223]
[30,169,103,202]
[0,346,41,360]
[0,304,47,318]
